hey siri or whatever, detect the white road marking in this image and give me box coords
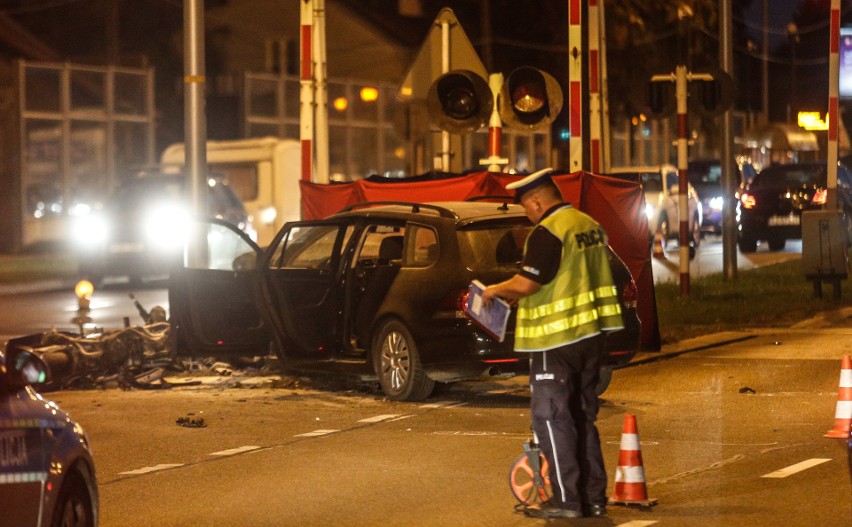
[358,414,403,423]
[209,446,261,457]
[761,458,832,478]
[119,464,184,475]
[616,521,658,527]
[294,429,338,437]
[420,401,468,409]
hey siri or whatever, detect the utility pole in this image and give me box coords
[720,0,737,280]
[183,0,207,220]
[761,0,769,123]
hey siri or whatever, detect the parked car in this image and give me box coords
[168,201,641,401]
[72,171,254,285]
[736,162,852,252]
[607,165,702,249]
[0,344,98,527]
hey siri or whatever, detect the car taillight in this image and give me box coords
[740,192,756,209]
[812,188,827,205]
[438,288,470,312]
[622,277,638,309]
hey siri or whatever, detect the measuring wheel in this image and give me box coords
[508,446,552,505]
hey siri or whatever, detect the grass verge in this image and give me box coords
[654,258,852,344]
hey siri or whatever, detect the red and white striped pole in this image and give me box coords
[568,0,583,172]
[588,0,602,174]
[480,73,509,172]
[827,0,840,209]
[299,0,315,183]
[313,0,329,184]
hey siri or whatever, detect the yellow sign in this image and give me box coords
[797,112,829,131]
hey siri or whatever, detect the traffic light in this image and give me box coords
[633,80,675,120]
[499,67,563,130]
[427,69,493,134]
[689,69,735,117]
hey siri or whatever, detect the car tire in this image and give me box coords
[738,234,757,253]
[658,213,670,240]
[595,366,613,396]
[691,214,701,250]
[767,236,786,251]
[373,319,435,401]
[51,471,95,527]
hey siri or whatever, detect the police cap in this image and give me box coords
[505,168,555,201]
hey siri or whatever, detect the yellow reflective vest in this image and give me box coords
[514,205,624,352]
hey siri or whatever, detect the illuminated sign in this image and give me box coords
[797,112,829,131]
[841,27,852,98]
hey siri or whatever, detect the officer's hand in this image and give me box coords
[481,286,496,308]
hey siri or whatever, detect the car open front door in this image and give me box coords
[258,221,353,362]
[169,219,270,357]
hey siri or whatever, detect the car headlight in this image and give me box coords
[708,196,724,211]
[645,203,654,220]
[260,206,277,225]
[145,204,191,250]
[72,215,108,247]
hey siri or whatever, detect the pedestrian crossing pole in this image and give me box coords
[827,0,840,209]
[299,0,315,183]
[588,0,602,174]
[568,0,583,172]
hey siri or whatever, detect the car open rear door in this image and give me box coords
[257,221,353,362]
[169,219,270,357]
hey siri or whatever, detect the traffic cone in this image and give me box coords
[652,231,666,260]
[825,354,852,438]
[608,414,658,507]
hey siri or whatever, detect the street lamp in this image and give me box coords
[787,22,799,123]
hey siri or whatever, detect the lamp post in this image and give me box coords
[787,22,799,124]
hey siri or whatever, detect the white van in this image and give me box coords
[161,137,301,246]
[607,164,703,246]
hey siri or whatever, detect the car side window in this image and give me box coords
[268,224,353,270]
[406,224,438,267]
[641,173,662,192]
[183,221,257,271]
[355,224,406,265]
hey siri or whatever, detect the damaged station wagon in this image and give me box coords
[169,201,640,401]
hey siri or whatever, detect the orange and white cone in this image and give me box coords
[825,354,852,438]
[608,414,658,507]
[652,231,666,260]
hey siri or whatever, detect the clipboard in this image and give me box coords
[464,279,511,342]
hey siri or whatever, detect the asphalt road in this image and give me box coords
[40,324,852,527]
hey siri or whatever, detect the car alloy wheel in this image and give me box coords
[373,320,434,401]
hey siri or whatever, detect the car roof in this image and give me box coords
[330,200,528,225]
[608,164,677,174]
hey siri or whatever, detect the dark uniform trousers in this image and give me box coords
[529,334,607,512]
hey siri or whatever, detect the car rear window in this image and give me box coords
[458,223,532,273]
[754,166,822,186]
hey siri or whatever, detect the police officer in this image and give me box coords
[482,168,624,519]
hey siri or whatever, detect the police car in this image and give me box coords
[0,345,98,527]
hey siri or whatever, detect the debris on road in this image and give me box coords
[176,416,207,428]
